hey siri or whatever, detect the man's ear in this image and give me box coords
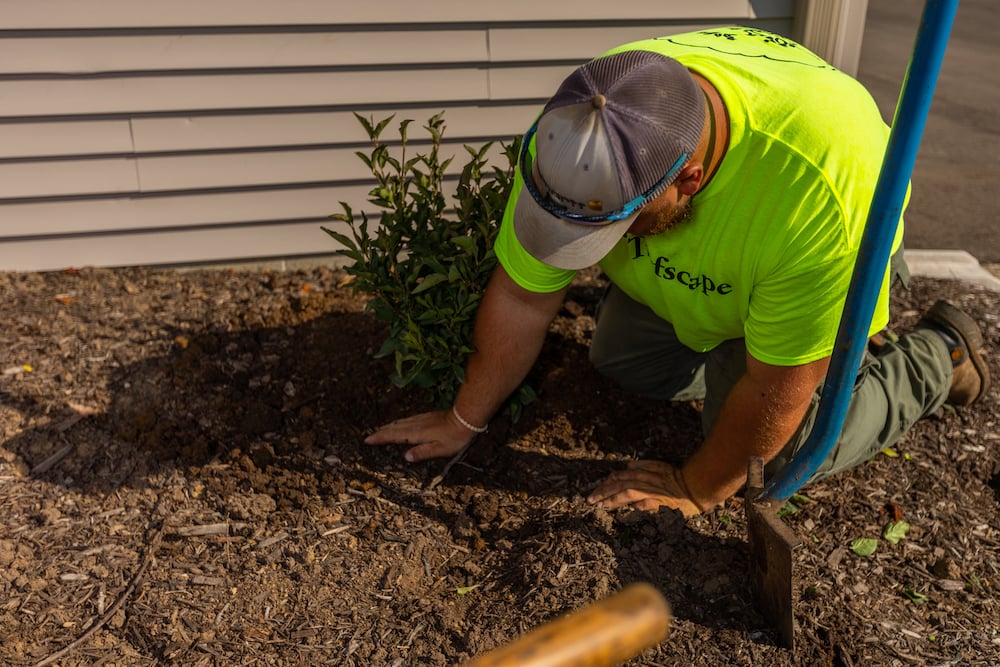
[675,163,704,197]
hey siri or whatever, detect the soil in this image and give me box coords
[1,264,998,666]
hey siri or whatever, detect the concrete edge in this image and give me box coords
[903,249,1000,292]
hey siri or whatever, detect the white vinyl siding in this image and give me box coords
[0,0,859,271]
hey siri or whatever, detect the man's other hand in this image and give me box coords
[587,460,704,517]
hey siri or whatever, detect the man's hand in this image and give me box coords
[586,460,705,517]
[364,410,474,462]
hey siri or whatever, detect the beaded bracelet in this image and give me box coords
[452,406,488,434]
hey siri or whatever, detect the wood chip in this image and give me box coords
[175,523,233,537]
[30,444,74,475]
[826,545,847,570]
[934,579,966,591]
[256,532,289,550]
[191,575,225,587]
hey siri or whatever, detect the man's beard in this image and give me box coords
[639,199,694,237]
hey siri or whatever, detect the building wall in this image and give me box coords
[0,0,859,272]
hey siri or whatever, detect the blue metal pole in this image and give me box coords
[763,0,960,502]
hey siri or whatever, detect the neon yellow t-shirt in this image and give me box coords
[495,27,905,366]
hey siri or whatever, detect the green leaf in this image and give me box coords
[353,112,375,137]
[372,113,395,138]
[411,273,448,295]
[517,384,538,405]
[373,338,398,359]
[321,226,355,248]
[451,235,476,253]
[369,301,396,324]
[398,118,413,140]
[850,538,879,556]
[789,493,812,505]
[883,520,910,545]
[777,501,799,518]
[336,248,364,263]
[776,492,811,518]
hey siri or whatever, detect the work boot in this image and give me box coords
[916,300,991,406]
[868,332,888,354]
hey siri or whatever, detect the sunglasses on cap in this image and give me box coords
[518,120,689,226]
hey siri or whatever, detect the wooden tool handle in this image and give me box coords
[460,582,672,667]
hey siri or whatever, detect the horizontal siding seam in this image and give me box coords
[0,175,466,204]
[0,216,345,243]
[0,13,781,34]
[0,99,550,124]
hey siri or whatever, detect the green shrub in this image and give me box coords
[323,113,534,415]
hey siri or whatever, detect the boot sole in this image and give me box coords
[924,300,992,404]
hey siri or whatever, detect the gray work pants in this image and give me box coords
[588,275,953,485]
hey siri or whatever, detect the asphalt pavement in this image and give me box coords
[856,0,1000,272]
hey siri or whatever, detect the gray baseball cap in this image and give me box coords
[514,50,706,269]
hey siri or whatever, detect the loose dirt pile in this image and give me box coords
[1,265,997,665]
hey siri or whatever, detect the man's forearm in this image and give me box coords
[680,356,828,509]
[453,267,567,427]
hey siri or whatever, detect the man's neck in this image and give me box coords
[690,72,730,190]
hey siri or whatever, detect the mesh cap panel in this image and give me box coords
[542,50,705,201]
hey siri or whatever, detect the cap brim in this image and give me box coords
[512,192,637,271]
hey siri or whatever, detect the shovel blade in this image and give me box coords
[745,457,802,650]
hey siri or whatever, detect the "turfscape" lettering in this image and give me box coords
[651,256,733,295]
[627,238,733,296]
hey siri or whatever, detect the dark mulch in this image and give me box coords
[1,265,997,666]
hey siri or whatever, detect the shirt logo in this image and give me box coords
[628,236,733,296]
